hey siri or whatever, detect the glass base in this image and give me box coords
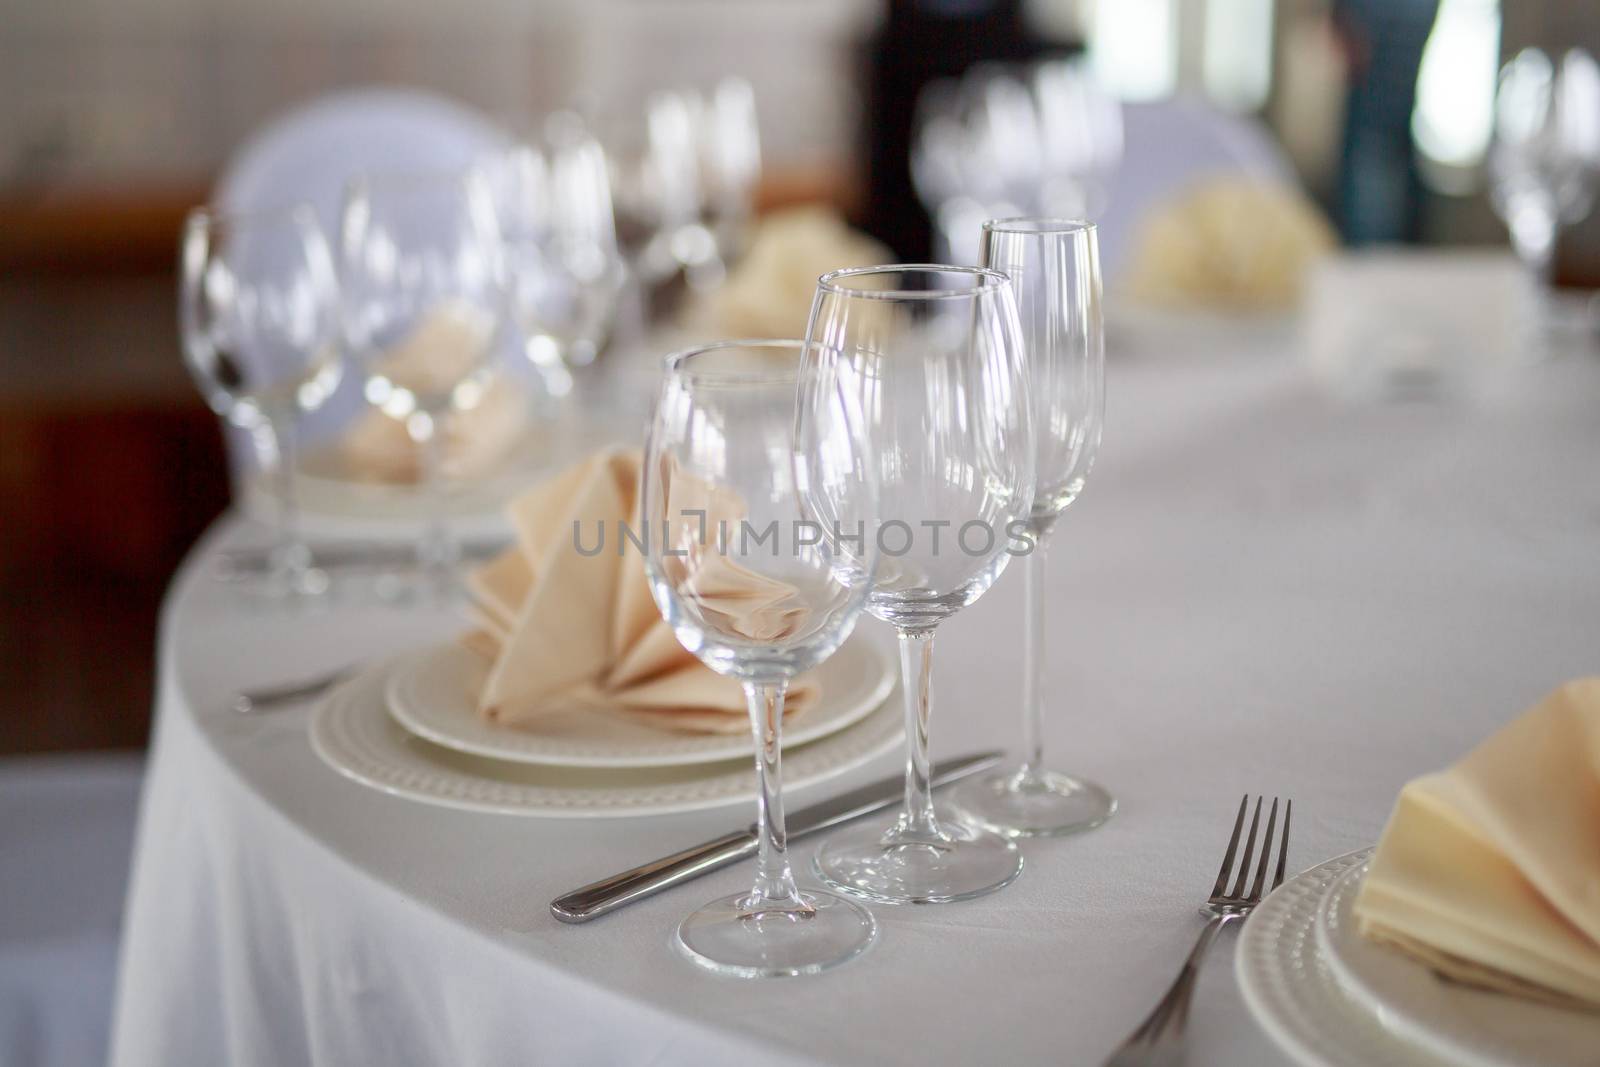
[950,767,1116,838]
[812,810,1022,905]
[674,890,876,978]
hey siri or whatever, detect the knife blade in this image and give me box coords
[549,750,1004,923]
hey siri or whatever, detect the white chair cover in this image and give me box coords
[1096,97,1296,280]
[210,88,512,478]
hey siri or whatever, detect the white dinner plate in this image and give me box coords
[384,632,895,769]
[1237,848,1600,1067]
[310,655,903,818]
[1317,858,1600,1067]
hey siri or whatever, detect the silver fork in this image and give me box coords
[1104,795,1292,1067]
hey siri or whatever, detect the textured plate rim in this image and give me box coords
[310,655,904,818]
[1235,846,1457,1067]
[383,632,896,769]
[1316,859,1597,1067]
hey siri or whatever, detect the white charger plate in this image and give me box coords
[385,632,895,769]
[1237,848,1600,1067]
[311,654,903,818]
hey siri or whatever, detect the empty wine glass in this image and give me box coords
[641,339,880,977]
[807,266,1035,904]
[491,116,626,391]
[338,167,506,593]
[1489,48,1600,279]
[179,203,342,597]
[951,218,1113,838]
[696,77,762,267]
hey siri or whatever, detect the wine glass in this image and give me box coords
[695,77,762,267]
[640,339,880,978]
[1489,48,1600,280]
[951,218,1113,837]
[806,265,1035,904]
[179,203,342,597]
[338,167,506,592]
[491,116,626,390]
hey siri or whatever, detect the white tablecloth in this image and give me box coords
[110,322,1600,1066]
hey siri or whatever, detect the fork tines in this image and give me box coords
[1210,795,1292,906]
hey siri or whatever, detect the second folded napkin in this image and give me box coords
[465,447,817,733]
[1354,679,1600,1009]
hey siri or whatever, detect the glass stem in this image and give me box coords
[408,411,457,592]
[266,412,312,593]
[1019,537,1049,778]
[895,629,942,839]
[742,680,806,910]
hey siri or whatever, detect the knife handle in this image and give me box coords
[550,830,757,923]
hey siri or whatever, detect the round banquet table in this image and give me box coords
[111,315,1600,1067]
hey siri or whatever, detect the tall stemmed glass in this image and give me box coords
[951,219,1113,837]
[807,266,1035,904]
[179,204,342,597]
[641,339,880,977]
[339,167,506,592]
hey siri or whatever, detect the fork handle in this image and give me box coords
[1102,913,1241,1066]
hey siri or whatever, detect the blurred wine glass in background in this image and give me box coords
[912,59,1122,265]
[601,78,761,297]
[179,204,342,598]
[490,114,626,397]
[338,167,507,595]
[1488,48,1600,287]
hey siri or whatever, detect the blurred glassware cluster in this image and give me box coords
[177,79,763,600]
[912,58,1122,265]
[601,78,762,294]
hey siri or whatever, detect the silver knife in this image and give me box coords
[216,537,509,578]
[549,751,1004,923]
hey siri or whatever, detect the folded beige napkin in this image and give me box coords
[1125,179,1335,311]
[337,302,527,484]
[696,205,891,339]
[1354,679,1600,1009]
[464,447,816,733]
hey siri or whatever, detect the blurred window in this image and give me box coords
[1412,0,1502,191]
[1087,0,1178,101]
[1204,0,1275,112]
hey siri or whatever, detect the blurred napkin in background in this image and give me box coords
[1355,679,1600,1009]
[1301,251,1528,401]
[335,301,528,483]
[337,372,529,483]
[465,447,816,733]
[696,205,891,339]
[1124,179,1335,311]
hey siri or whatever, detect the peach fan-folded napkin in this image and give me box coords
[464,447,816,734]
[1354,679,1600,1009]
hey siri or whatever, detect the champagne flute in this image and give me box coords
[338,167,506,592]
[807,265,1035,904]
[179,203,342,597]
[951,218,1113,837]
[641,339,880,978]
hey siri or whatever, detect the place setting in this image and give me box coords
[167,121,1600,1061]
